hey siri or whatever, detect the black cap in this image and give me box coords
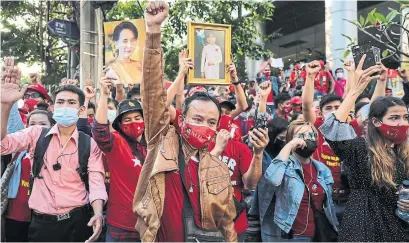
[216,97,236,110]
[112,99,143,131]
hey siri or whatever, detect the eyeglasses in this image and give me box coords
[294,132,317,140]
[23,92,42,100]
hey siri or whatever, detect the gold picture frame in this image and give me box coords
[187,22,231,85]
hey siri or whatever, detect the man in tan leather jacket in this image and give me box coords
[132,2,237,242]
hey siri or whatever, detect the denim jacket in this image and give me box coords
[250,154,339,238]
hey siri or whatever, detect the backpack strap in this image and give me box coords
[30,127,52,195]
[77,131,91,192]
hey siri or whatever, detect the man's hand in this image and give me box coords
[179,49,194,76]
[84,79,96,100]
[100,76,115,96]
[29,72,41,84]
[398,69,408,82]
[211,129,230,157]
[60,78,78,86]
[343,60,354,72]
[305,60,321,78]
[1,58,26,105]
[378,64,388,82]
[145,1,169,33]
[85,214,103,242]
[227,63,238,83]
[288,137,307,151]
[249,128,269,155]
[258,81,272,98]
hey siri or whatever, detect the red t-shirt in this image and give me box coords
[314,71,332,94]
[209,140,252,234]
[104,132,144,232]
[233,117,254,138]
[157,159,201,242]
[292,162,325,237]
[313,118,348,201]
[349,119,363,137]
[6,155,31,222]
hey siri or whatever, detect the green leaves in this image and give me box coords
[360,15,365,26]
[344,50,351,58]
[386,10,399,22]
[341,34,352,41]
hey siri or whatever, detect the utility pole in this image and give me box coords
[79,0,98,89]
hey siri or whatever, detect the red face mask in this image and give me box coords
[218,115,232,131]
[87,117,94,125]
[263,71,271,77]
[181,122,216,149]
[282,105,292,114]
[378,123,409,144]
[23,98,39,113]
[120,121,145,139]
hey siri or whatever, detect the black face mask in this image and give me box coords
[296,85,303,90]
[295,139,317,158]
[273,138,286,151]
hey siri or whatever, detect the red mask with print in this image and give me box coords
[282,105,293,114]
[181,122,216,149]
[263,71,271,78]
[218,115,232,131]
[120,121,145,139]
[23,98,39,113]
[292,105,302,113]
[378,123,409,144]
[87,117,94,125]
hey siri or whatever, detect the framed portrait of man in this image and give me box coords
[104,19,146,85]
[187,22,231,85]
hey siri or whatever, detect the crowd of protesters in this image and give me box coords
[1,2,409,242]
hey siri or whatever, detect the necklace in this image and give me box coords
[187,162,199,193]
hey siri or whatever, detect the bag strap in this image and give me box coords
[177,138,193,210]
[77,131,91,191]
[294,167,320,214]
[30,127,52,195]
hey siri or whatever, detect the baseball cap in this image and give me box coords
[290,96,302,105]
[112,99,143,132]
[216,97,236,110]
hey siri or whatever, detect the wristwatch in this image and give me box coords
[231,82,240,85]
[95,212,105,226]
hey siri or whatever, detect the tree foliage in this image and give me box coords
[1,0,75,85]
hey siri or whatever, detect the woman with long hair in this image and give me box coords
[320,60,409,241]
[251,120,339,242]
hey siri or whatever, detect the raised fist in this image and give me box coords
[145,1,169,32]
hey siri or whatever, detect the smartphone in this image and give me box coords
[351,42,381,76]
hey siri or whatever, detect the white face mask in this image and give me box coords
[107,110,117,123]
[336,73,344,79]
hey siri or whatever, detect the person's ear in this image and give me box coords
[79,105,86,115]
[372,118,382,127]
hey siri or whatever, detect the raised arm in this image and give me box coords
[335,55,382,122]
[302,61,321,123]
[142,2,170,145]
[370,64,388,103]
[229,63,248,119]
[92,76,116,152]
[115,84,126,102]
[343,60,355,98]
[258,81,272,113]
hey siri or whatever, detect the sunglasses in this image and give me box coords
[23,92,42,100]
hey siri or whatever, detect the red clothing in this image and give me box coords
[349,119,363,137]
[313,118,348,201]
[6,155,31,222]
[289,70,306,88]
[158,159,201,242]
[314,70,332,94]
[233,117,254,137]
[209,140,253,234]
[292,163,325,237]
[102,155,110,195]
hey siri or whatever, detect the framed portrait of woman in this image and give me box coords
[187,22,232,85]
[104,19,146,85]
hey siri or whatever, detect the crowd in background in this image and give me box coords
[1,2,409,242]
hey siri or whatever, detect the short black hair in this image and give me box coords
[274,92,291,108]
[88,102,96,113]
[127,85,140,99]
[113,21,138,42]
[108,98,119,109]
[319,94,343,111]
[54,84,85,106]
[335,68,344,73]
[355,101,369,114]
[182,92,221,120]
[27,109,56,126]
[356,93,371,104]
